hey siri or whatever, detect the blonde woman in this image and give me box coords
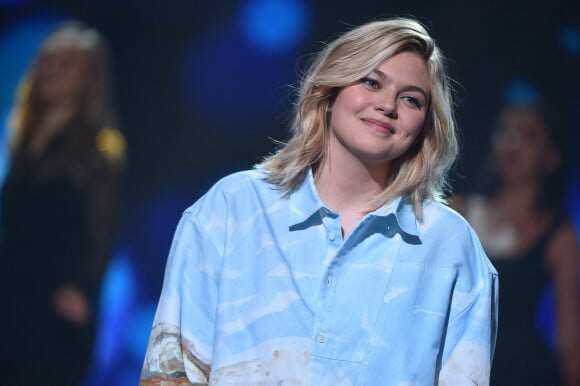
[141,17,497,385]
[0,21,124,385]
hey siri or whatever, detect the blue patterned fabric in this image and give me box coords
[140,169,498,385]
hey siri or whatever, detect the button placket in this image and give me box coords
[312,208,342,355]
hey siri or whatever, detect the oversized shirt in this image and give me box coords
[140,169,498,385]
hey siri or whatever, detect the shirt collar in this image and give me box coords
[288,169,419,238]
[288,169,330,232]
[372,193,419,237]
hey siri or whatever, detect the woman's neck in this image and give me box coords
[495,179,540,215]
[314,152,390,236]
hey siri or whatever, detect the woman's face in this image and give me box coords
[35,44,90,105]
[327,51,430,170]
[492,107,557,184]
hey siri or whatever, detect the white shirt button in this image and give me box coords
[328,232,335,241]
[317,334,325,343]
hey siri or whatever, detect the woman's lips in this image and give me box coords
[361,117,395,134]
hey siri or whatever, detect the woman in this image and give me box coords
[0,21,125,385]
[453,102,580,386]
[140,17,498,385]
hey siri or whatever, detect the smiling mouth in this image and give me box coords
[361,118,395,134]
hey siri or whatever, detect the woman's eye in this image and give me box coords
[361,77,380,89]
[402,95,422,108]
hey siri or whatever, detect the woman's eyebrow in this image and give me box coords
[372,68,429,99]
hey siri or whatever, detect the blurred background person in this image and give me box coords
[0,21,125,386]
[452,85,580,386]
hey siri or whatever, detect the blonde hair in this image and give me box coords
[257,17,458,218]
[9,21,114,157]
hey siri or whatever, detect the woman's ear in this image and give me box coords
[327,89,340,113]
[327,98,334,113]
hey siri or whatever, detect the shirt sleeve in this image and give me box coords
[140,193,225,385]
[438,237,499,386]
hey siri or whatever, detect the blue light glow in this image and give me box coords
[501,79,541,108]
[535,284,556,349]
[93,251,136,368]
[559,24,580,56]
[0,109,10,188]
[239,0,310,53]
[124,303,157,362]
[0,0,28,5]
[181,23,296,135]
[0,14,64,110]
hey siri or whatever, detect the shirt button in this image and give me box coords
[317,334,325,343]
[328,232,335,241]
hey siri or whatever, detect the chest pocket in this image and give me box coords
[372,261,457,372]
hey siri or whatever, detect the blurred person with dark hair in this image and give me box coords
[0,21,125,385]
[453,94,580,385]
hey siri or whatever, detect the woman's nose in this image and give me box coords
[375,94,397,119]
[494,127,522,150]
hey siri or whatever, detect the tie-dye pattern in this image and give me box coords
[140,169,498,385]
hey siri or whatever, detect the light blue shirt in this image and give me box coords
[140,169,498,385]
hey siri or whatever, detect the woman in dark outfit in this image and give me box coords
[0,21,125,386]
[453,100,580,386]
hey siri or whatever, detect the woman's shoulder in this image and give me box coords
[546,218,580,266]
[185,169,278,213]
[207,169,274,195]
[425,200,498,276]
[448,193,489,218]
[421,199,475,232]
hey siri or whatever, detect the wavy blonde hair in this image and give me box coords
[257,17,458,218]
